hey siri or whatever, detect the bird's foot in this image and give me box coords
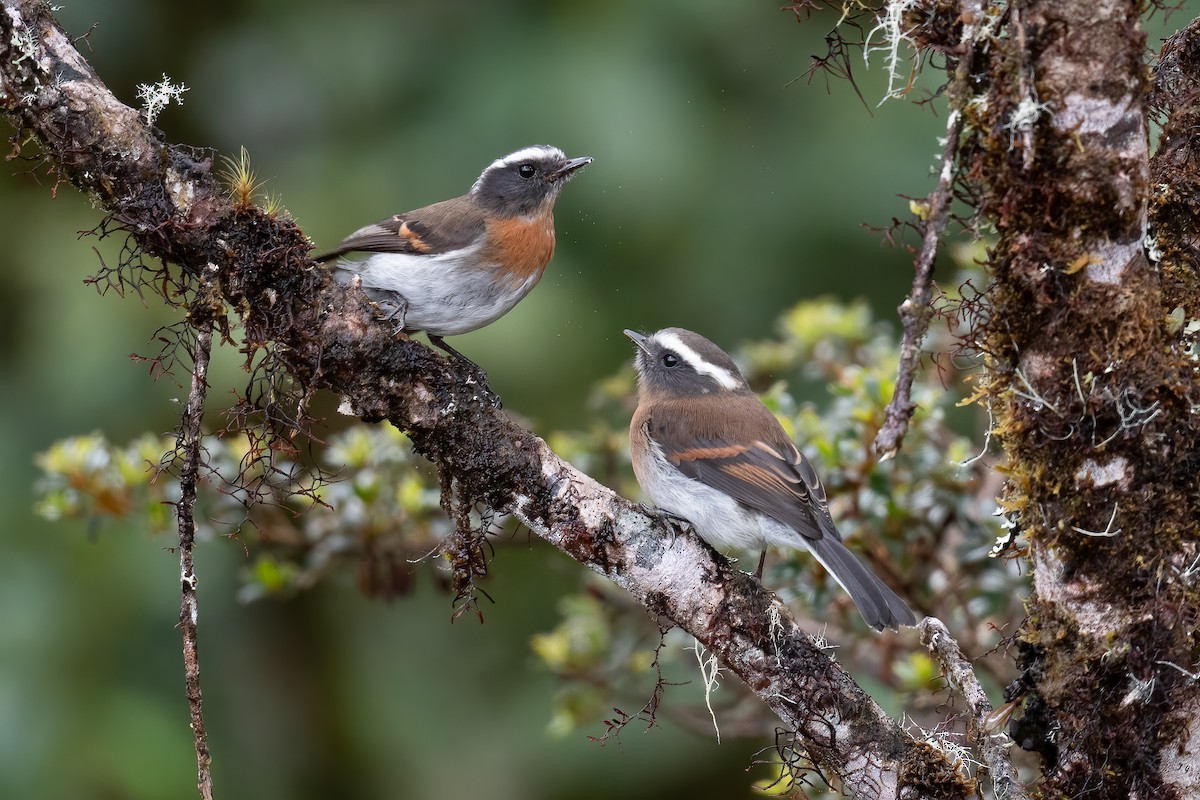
[641,504,693,546]
[375,294,410,336]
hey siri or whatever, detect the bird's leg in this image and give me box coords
[427,334,501,408]
[755,550,767,580]
[426,333,470,365]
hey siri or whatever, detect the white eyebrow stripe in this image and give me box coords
[490,145,565,171]
[654,331,739,390]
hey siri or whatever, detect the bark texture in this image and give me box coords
[0,2,969,797]
[970,1,1200,797]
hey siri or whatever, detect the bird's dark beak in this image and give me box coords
[623,329,650,354]
[552,156,593,180]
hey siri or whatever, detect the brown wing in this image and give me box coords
[648,395,838,543]
[647,394,916,631]
[312,196,486,262]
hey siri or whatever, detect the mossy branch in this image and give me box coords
[0,1,971,797]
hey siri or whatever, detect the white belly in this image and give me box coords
[634,439,809,554]
[339,248,541,337]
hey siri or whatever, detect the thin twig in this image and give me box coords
[177,302,215,800]
[875,0,984,460]
[920,617,1029,800]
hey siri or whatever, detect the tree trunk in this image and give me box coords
[977,1,1200,796]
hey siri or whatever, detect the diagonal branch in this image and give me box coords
[874,0,982,461]
[921,618,1027,800]
[0,2,972,797]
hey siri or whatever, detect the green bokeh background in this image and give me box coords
[1,3,1191,798]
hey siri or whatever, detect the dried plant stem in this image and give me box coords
[875,0,982,460]
[177,315,215,800]
[920,617,1027,800]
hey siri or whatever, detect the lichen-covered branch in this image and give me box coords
[921,618,1026,800]
[0,2,969,797]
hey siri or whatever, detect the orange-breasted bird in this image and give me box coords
[314,145,591,360]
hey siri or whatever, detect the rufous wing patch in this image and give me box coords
[670,444,750,464]
[396,219,431,253]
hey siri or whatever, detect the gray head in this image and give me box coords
[625,327,750,397]
[469,145,592,217]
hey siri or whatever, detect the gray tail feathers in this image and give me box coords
[312,244,356,264]
[805,537,916,632]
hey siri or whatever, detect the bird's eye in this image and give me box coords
[518,164,536,179]
[662,353,679,368]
